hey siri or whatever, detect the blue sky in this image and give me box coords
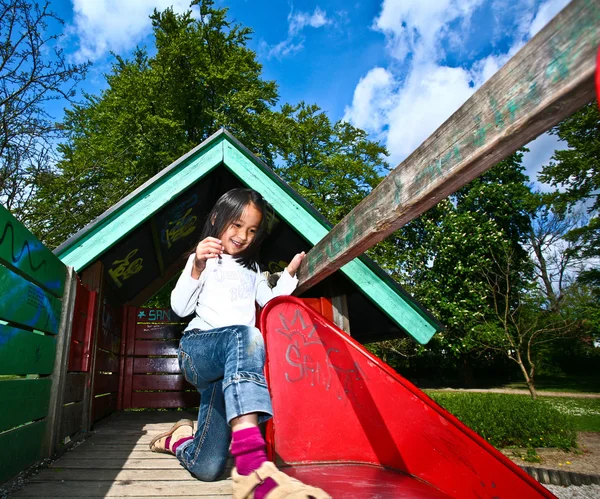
[49,0,570,188]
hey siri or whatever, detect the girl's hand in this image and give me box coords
[286,251,306,277]
[192,237,224,278]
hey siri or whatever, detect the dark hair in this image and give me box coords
[200,188,273,269]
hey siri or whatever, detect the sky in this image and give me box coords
[49,0,572,190]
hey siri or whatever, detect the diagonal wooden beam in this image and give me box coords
[296,0,600,294]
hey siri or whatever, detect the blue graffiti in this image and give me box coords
[0,220,47,275]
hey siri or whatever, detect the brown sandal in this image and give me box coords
[232,461,331,499]
[149,419,194,454]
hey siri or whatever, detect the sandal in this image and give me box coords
[232,461,332,499]
[149,419,194,454]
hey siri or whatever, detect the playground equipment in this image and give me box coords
[1,0,599,496]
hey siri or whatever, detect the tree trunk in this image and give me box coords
[515,352,537,400]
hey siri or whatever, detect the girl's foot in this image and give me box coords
[149,419,194,454]
[232,461,331,499]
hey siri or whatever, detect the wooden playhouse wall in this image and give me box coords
[0,207,70,482]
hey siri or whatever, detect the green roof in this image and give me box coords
[55,129,441,344]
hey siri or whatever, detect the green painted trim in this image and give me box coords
[0,419,46,483]
[57,138,224,271]
[223,141,438,344]
[0,206,66,298]
[0,378,52,433]
[0,264,62,335]
[0,324,57,375]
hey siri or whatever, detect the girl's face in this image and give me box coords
[219,202,263,256]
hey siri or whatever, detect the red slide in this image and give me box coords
[260,296,555,498]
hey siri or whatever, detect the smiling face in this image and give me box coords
[219,202,263,256]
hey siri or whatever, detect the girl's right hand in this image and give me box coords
[192,237,224,276]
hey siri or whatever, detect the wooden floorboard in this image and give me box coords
[11,411,232,497]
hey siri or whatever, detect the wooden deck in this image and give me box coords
[12,411,233,498]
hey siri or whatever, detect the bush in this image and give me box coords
[428,392,577,450]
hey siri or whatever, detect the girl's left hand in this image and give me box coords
[286,251,306,277]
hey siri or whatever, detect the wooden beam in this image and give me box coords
[297,0,599,293]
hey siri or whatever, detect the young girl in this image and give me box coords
[149,188,330,499]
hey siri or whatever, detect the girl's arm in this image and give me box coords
[170,254,204,317]
[255,252,305,307]
[171,237,224,316]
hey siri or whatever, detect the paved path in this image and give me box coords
[426,388,600,398]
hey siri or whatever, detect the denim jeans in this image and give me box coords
[175,325,273,481]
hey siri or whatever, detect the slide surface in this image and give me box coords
[260,296,554,498]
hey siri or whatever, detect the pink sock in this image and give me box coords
[172,436,193,454]
[231,427,276,499]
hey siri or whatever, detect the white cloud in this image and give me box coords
[344,0,570,176]
[529,0,570,38]
[374,0,483,63]
[264,6,332,60]
[343,67,395,133]
[289,7,331,36]
[68,0,191,63]
[386,64,474,161]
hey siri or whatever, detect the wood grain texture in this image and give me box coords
[133,357,181,374]
[0,378,52,433]
[130,391,199,409]
[0,420,46,483]
[59,401,84,441]
[11,411,232,497]
[0,264,62,334]
[297,0,600,296]
[0,324,56,375]
[132,374,191,391]
[62,373,87,404]
[0,205,66,297]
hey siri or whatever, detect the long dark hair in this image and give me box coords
[200,188,273,269]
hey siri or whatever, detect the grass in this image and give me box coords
[427,392,577,450]
[540,397,600,432]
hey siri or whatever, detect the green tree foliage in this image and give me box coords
[28,0,279,247]
[273,102,389,224]
[369,153,535,371]
[0,0,88,218]
[539,102,600,276]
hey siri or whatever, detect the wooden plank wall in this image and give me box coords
[92,292,123,423]
[119,307,198,409]
[0,206,67,483]
[55,280,98,445]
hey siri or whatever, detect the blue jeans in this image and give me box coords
[175,325,273,481]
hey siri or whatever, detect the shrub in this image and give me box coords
[428,392,577,450]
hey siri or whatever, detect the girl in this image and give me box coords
[149,188,330,499]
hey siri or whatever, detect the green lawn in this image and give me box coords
[540,397,600,432]
[425,391,600,451]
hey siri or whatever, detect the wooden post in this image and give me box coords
[331,294,351,335]
[296,0,599,294]
[80,261,104,431]
[43,266,77,456]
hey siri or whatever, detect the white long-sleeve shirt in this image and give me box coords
[171,253,298,331]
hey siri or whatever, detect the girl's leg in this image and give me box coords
[177,381,231,481]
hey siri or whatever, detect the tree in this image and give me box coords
[0,0,88,218]
[526,202,585,312]
[274,102,389,224]
[474,243,577,399]
[539,101,600,283]
[368,152,535,385]
[28,0,279,247]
